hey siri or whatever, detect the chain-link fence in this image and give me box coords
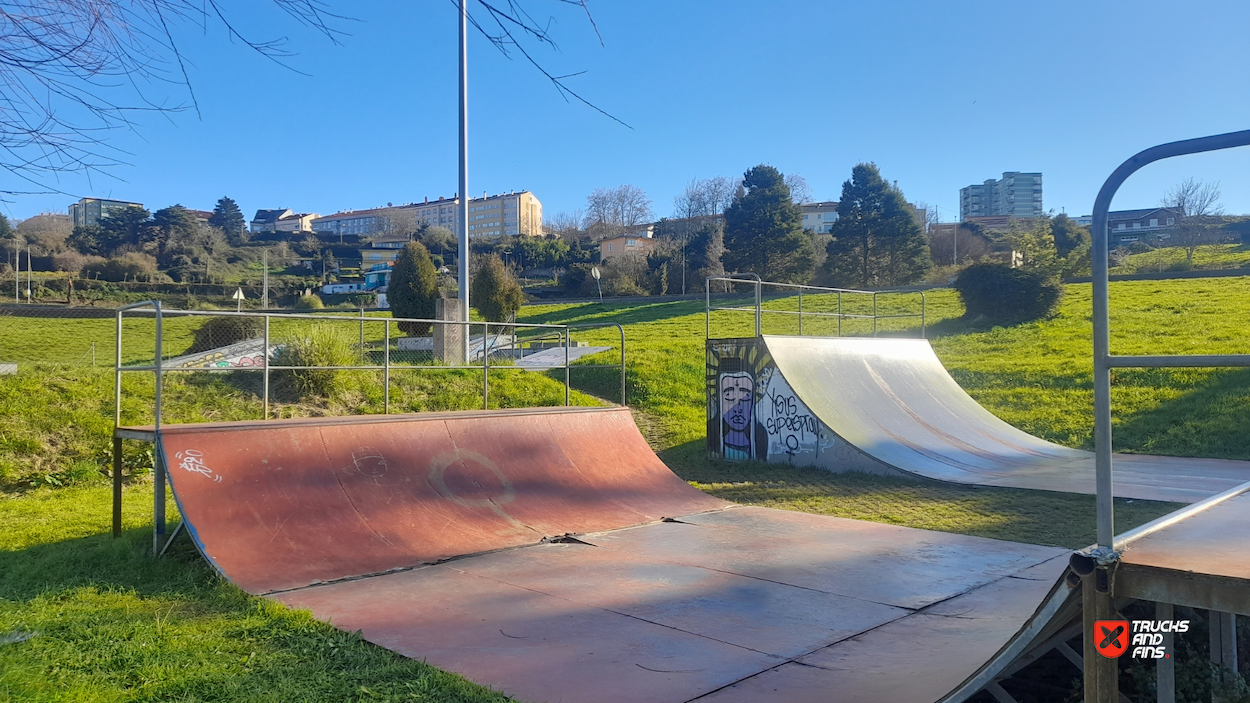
[705,276,927,339]
[111,304,625,428]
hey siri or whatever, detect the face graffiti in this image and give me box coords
[720,373,754,432]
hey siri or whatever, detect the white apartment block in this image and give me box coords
[312,191,542,239]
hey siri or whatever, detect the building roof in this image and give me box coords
[800,201,839,211]
[314,191,536,223]
[252,208,292,224]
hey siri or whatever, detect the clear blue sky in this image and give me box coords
[9,0,1250,224]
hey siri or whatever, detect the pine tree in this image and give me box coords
[470,254,525,322]
[209,197,247,243]
[687,220,725,284]
[824,163,930,288]
[722,165,813,283]
[388,241,439,335]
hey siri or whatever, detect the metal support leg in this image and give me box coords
[153,448,167,555]
[1157,602,1175,703]
[1083,569,1120,703]
[1210,610,1238,701]
[112,437,123,538]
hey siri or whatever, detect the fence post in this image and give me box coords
[383,319,390,414]
[112,436,123,538]
[872,293,878,337]
[564,328,571,406]
[483,322,490,410]
[263,315,270,420]
[754,279,762,337]
[837,292,842,336]
[798,288,803,336]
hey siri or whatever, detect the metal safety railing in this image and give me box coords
[1079,129,1250,703]
[113,303,627,429]
[704,274,926,339]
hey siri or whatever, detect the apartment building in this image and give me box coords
[312,191,543,239]
[959,172,1043,221]
[69,198,144,227]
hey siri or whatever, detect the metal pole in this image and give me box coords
[837,292,842,336]
[482,322,489,410]
[1157,601,1175,703]
[619,324,626,406]
[564,328,571,406]
[359,305,365,351]
[154,301,162,431]
[262,249,269,309]
[705,278,711,338]
[921,292,927,339]
[872,293,878,337]
[798,288,803,336]
[754,279,761,337]
[112,436,123,538]
[263,315,270,420]
[457,0,471,363]
[153,445,166,555]
[383,319,390,414]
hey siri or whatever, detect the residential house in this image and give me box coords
[1076,208,1180,246]
[600,228,658,260]
[800,202,839,233]
[357,232,411,265]
[251,208,294,233]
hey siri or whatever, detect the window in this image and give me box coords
[1167,218,1175,225]
[1121,236,1139,242]
[608,243,613,251]
[627,239,636,246]
[1150,219,1158,227]
[1117,223,1126,230]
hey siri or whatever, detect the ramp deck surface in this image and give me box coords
[152,407,1075,702]
[763,335,1250,503]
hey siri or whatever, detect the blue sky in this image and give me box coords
[9,0,1250,224]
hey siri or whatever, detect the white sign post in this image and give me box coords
[232,287,246,312]
[591,266,602,304]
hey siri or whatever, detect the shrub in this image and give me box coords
[1166,260,1194,272]
[186,316,264,354]
[388,240,438,335]
[953,262,1063,324]
[272,324,360,398]
[81,252,159,282]
[294,294,324,310]
[470,254,525,322]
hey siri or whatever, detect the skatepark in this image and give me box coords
[18,130,1237,702]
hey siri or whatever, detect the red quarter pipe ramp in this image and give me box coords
[154,406,1078,702]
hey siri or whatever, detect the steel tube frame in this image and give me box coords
[1089,129,1250,553]
[1083,129,1250,703]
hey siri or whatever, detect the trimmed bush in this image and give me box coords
[953,262,1063,324]
[470,254,525,322]
[186,316,264,354]
[272,324,360,398]
[388,240,438,336]
[294,294,324,310]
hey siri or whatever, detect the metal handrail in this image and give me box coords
[705,275,926,339]
[1088,129,1250,554]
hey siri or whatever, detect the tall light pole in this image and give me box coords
[457,0,470,356]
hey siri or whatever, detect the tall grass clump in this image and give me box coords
[272,324,360,398]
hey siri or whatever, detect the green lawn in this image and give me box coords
[6,276,1250,701]
[1112,242,1250,274]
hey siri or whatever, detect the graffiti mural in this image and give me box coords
[759,370,820,460]
[164,338,277,370]
[706,339,770,461]
[707,338,831,466]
